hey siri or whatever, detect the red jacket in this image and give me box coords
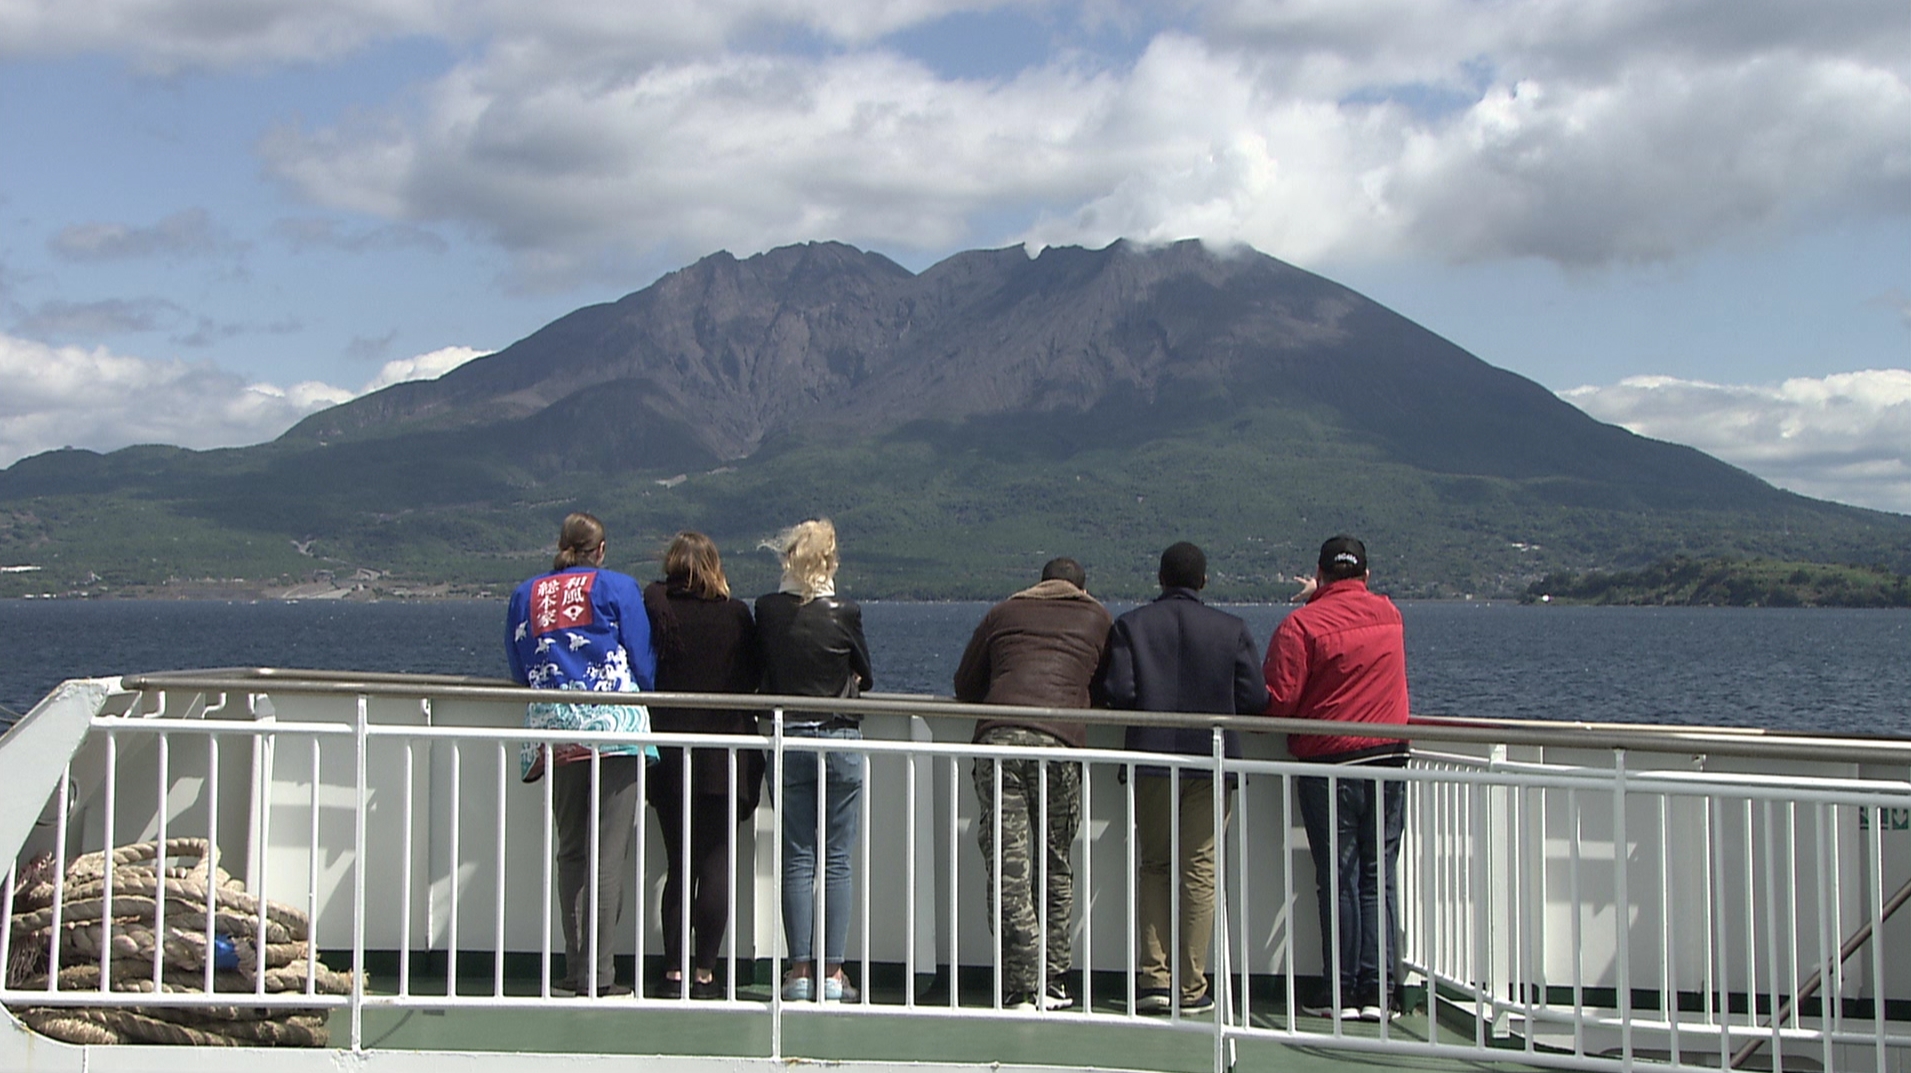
[1263,578,1409,763]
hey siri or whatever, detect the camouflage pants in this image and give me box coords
[972,727,1082,993]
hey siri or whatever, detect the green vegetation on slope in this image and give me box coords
[7,399,1911,602]
[1525,556,1911,608]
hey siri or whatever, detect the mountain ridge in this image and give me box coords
[5,238,1908,600]
[283,237,1772,500]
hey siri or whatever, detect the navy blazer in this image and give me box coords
[1100,588,1269,771]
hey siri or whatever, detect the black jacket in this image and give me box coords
[754,591,874,725]
[1099,588,1269,768]
[642,582,764,809]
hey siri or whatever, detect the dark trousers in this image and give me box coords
[652,790,741,978]
[1296,769,1406,1005]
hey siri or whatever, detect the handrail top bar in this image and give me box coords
[117,667,1911,766]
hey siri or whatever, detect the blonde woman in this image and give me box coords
[755,519,873,1002]
[641,532,761,1000]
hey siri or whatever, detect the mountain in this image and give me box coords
[4,239,1909,601]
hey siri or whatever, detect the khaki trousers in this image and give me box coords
[1136,774,1230,1000]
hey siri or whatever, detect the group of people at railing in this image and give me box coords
[506,512,1410,1020]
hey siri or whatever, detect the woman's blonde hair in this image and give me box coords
[763,518,838,602]
[552,512,606,571]
[661,530,730,599]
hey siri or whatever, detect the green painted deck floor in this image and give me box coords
[336,978,1558,1072]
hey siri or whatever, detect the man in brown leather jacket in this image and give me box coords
[953,557,1112,1012]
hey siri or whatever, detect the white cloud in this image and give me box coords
[261,48,1136,282]
[1563,371,1911,515]
[362,345,489,392]
[48,208,238,261]
[16,297,186,337]
[0,0,1017,72]
[0,334,351,465]
[271,217,449,254]
[0,334,487,467]
[0,0,445,71]
[9,1,1909,283]
[231,1,1909,284]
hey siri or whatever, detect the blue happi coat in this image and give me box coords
[505,565,659,779]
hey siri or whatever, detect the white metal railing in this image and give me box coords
[2,670,1910,1073]
[1390,741,1911,1072]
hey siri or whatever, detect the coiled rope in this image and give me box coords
[6,838,352,1046]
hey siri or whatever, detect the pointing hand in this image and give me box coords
[1290,574,1318,603]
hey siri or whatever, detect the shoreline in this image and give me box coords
[5,590,1908,609]
[4,581,505,602]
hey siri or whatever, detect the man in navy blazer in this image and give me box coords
[1099,542,1268,1014]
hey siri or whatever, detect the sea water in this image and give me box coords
[1,599,1906,736]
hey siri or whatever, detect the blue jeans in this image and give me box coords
[1296,768,1406,1004]
[780,726,863,964]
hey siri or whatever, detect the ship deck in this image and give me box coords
[5,671,1908,1072]
[340,969,1556,1072]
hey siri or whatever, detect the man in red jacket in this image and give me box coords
[1263,535,1409,1022]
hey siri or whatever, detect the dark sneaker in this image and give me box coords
[689,978,725,1001]
[1352,985,1400,1021]
[1004,990,1039,1011]
[1180,988,1215,1014]
[1300,986,1355,1019]
[1135,986,1173,1013]
[1043,981,1074,1010]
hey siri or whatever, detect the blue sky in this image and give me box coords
[2,0,1908,510]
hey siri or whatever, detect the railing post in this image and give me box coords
[770,705,784,1060]
[1612,748,1632,1064]
[1210,727,1228,1073]
[100,734,116,996]
[349,693,368,1050]
[249,693,277,993]
[49,763,68,992]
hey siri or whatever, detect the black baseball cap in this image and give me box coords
[1317,535,1367,577]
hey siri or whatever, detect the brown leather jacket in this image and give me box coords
[953,579,1113,748]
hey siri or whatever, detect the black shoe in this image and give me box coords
[1180,988,1214,1014]
[689,977,725,1001]
[1043,981,1074,1010]
[574,982,633,998]
[1135,986,1173,1013]
[1300,984,1356,1019]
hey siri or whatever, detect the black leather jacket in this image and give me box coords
[753,591,874,724]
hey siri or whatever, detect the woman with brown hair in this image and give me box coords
[505,511,655,998]
[641,531,762,1000]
